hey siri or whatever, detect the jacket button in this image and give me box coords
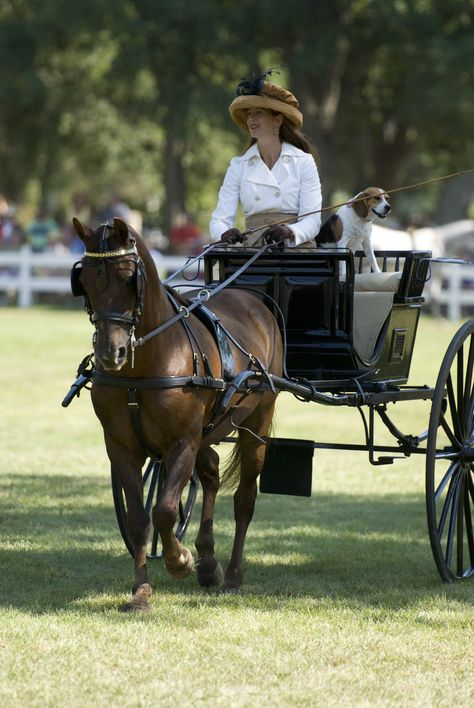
[274,190,280,198]
[255,195,260,201]
[283,156,290,164]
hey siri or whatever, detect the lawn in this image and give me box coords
[0,307,473,707]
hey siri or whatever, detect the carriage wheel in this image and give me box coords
[426,319,474,581]
[111,460,199,559]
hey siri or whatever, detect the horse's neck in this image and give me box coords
[139,246,175,331]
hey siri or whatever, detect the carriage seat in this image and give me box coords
[354,271,402,293]
[352,272,402,362]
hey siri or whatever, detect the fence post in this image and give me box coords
[18,245,32,307]
[448,268,462,321]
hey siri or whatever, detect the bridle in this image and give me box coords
[71,223,147,358]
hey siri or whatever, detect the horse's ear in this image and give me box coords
[113,217,130,245]
[72,217,93,241]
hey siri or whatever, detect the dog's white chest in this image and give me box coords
[338,205,371,248]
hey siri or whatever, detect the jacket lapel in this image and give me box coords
[246,158,279,187]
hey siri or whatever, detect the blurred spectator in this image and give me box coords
[63,192,92,253]
[97,192,131,223]
[25,205,61,252]
[0,196,22,249]
[169,213,204,255]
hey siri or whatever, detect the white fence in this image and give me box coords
[1,246,474,320]
[0,246,192,307]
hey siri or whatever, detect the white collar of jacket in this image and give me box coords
[242,142,305,188]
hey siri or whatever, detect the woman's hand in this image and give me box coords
[262,224,294,246]
[220,228,245,244]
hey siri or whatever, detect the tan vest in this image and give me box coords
[241,211,316,249]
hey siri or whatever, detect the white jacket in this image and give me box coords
[209,142,322,246]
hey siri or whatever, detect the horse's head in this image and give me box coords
[72,217,146,371]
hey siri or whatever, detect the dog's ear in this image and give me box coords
[352,192,369,219]
[315,214,343,246]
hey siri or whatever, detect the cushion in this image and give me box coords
[354,271,402,292]
[353,291,394,362]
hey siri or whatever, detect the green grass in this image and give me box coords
[0,308,473,707]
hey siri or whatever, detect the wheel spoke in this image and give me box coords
[144,462,160,515]
[439,411,460,447]
[446,372,463,441]
[457,346,464,434]
[437,475,457,538]
[142,459,155,486]
[463,336,474,424]
[464,476,474,568]
[150,524,160,556]
[469,473,474,506]
[435,460,460,501]
[444,473,462,568]
[456,474,465,576]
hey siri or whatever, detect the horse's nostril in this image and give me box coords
[117,346,127,361]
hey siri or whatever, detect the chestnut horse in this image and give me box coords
[72,217,282,611]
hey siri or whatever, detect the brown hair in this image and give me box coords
[245,113,319,162]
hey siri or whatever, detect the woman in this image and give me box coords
[209,75,322,247]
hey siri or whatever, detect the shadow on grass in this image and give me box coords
[1,474,473,613]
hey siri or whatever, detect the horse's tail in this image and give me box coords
[219,422,275,492]
[219,438,241,492]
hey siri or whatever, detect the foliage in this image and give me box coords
[0,1,473,230]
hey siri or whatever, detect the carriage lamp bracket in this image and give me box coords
[374,403,421,453]
[418,256,474,285]
[357,404,410,466]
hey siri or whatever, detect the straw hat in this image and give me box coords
[229,80,303,131]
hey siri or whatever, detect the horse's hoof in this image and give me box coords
[164,547,194,580]
[197,560,224,588]
[219,584,241,595]
[120,582,152,612]
[120,599,151,613]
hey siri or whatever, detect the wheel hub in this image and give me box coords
[459,442,474,463]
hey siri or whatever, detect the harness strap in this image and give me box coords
[134,243,272,347]
[92,370,227,390]
[127,388,161,460]
[166,290,216,379]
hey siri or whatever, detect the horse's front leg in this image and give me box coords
[154,444,197,580]
[106,438,151,611]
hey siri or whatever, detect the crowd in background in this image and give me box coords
[0,193,206,256]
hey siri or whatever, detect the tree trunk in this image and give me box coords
[162,124,187,237]
[434,172,474,224]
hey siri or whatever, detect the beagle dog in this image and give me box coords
[316,187,391,274]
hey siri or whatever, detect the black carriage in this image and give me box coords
[202,246,473,582]
[65,244,474,584]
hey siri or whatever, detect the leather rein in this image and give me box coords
[78,226,274,380]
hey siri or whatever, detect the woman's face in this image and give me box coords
[246,108,282,140]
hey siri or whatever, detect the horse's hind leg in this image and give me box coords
[223,399,275,592]
[194,446,223,588]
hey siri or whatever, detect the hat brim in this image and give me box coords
[228,95,303,131]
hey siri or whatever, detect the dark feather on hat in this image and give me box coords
[235,65,285,96]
